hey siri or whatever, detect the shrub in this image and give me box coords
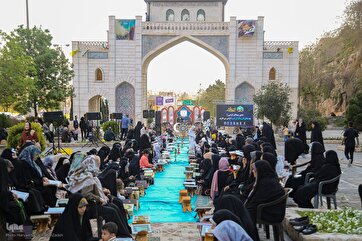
[7,122,46,151]
[0,114,11,129]
[298,108,328,131]
[346,92,362,131]
[102,121,120,135]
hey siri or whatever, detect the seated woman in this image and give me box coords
[212,219,253,241]
[66,154,132,238]
[245,160,285,224]
[2,148,46,215]
[196,158,214,195]
[18,122,39,151]
[294,150,341,208]
[50,193,93,241]
[18,145,58,207]
[214,195,259,241]
[0,158,28,226]
[210,158,233,200]
[139,149,153,169]
[285,142,325,198]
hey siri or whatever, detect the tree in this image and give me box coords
[7,26,74,116]
[0,34,35,112]
[254,81,291,126]
[346,91,362,131]
[196,80,225,117]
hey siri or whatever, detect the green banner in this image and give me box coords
[183,100,195,106]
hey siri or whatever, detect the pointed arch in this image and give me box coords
[235,82,255,104]
[181,9,190,21]
[269,67,276,80]
[115,82,135,119]
[197,9,206,21]
[166,9,175,21]
[95,68,103,81]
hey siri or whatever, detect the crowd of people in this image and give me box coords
[0,118,163,241]
[0,115,360,241]
[188,120,357,240]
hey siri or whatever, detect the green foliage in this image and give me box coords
[7,122,46,151]
[0,34,35,111]
[102,121,120,135]
[298,108,328,131]
[0,114,11,129]
[2,26,74,116]
[253,81,291,126]
[197,80,225,117]
[346,91,362,130]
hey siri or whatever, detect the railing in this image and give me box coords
[142,21,230,35]
[263,41,298,50]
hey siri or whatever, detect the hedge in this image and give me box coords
[7,122,46,151]
[102,121,120,135]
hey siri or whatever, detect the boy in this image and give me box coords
[100,222,118,241]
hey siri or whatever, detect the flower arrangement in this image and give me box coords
[298,208,362,234]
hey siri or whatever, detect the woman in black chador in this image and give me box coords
[310,121,325,151]
[50,193,93,241]
[245,160,284,224]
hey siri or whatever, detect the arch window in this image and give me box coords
[96,68,103,81]
[197,9,205,21]
[269,67,276,80]
[181,9,190,21]
[166,9,175,21]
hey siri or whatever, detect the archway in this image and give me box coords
[115,82,135,119]
[235,82,255,104]
[88,95,109,119]
[140,35,229,120]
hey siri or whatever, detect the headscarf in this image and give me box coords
[214,195,259,241]
[261,122,276,149]
[50,193,93,241]
[66,155,108,203]
[109,143,122,162]
[262,145,277,157]
[213,220,253,241]
[43,156,57,180]
[325,150,340,167]
[1,148,16,162]
[311,121,324,150]
[18,145,42,177]
[310,141,325,169]
[212,209,242,226]
[261,152,278,170]
[210,158,229,199]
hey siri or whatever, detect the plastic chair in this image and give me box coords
[313,174,341,209]
[291,161,310,176]
[257,188,291,241]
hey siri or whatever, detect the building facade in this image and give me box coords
[72,0,299,122]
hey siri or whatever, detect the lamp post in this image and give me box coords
[26,0,29,29]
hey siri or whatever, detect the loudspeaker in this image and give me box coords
[155,111,161,125]
[203,111,210,120]
[86,112,102,121]
[143,110,149,118]
[149,110,155,118]
[110,113,123,120]
[43,111,64,123]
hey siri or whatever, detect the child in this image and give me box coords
[100,222,118,241]
[283,125,289,142]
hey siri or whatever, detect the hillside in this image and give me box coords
[299,0,362,116]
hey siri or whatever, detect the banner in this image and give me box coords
[216,104,254,127]
[238,20,256,37]
[115,19,135,40]
[156,96,164,106]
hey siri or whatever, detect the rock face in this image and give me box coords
[299,0,362,117]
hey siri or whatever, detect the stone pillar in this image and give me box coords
[135,16,145,123]
[108,16,116,114]
[227,16,237,104]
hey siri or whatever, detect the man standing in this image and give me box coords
[120,115,130,140]
[73,115,79,141]
[343,121,359,167]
